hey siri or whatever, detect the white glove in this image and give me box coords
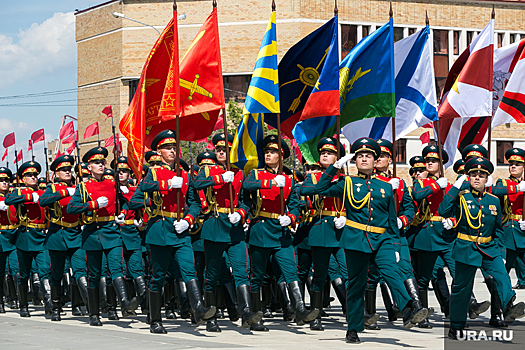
[120,186,129,194]
[96,196,109,208]
[437,177,448,189]
[229,212,241,224]
[169,176,183,189]
[222,171,235,183]
[518,181,525,192]
[32,192,39,203]
[278,215,291,227]
[274,175,286,188]
[334,153,354,169]
[442,218,453,230]
[0,201,7,211]
[397,218,403,230]
[133,219,144,228]
[453,174,467,189]
[67,187,76,196]
[115,213,125,224]
[389,178,399,190]
[243,222,249,232]
[395,251,400,263]
[485,175,493,188]
[333,216,347,229]
[174,219,190,233]
[519,219,525,231]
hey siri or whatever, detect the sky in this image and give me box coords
[0,1,102,174]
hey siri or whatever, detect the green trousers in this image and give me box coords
[311,247,347,292]
[249,245,299,293]
[49,248,87,286]
[123,247,144,280]
[86,247,125,288]
[417,249,455,290]
[204,240,250,291]
[149,243,197,292]
[17,248,50,284]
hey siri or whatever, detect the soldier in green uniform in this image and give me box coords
[439,157,525,339]
[243,135,319,329]
[193,134,263,332]
[139,130,215,334]
[38,177,47,191]
[6,161,52,317]
[38,155,88,321]
[67,147,139,326]
[313,138,428,343]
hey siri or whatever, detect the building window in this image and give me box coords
[395,139,407,164]
[341,24,358,59]
[497,141,513,165]
[453,31,460,55]
[362,25,370,39]
[434,30,449,101]
[394,27,404,42]
[498,33,504,48]
[223,75,250,102]
[408,28,416,36]
[467,31,474,46]
[128,79,139,104]
[510,34,516,43]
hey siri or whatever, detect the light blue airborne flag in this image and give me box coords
[293,18,395,163]
[342,26,438,143]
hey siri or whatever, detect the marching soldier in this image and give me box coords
[38,177,47,190]
[313,138,428,343]
[67,147,139,326]
[243,135,319,329]
[6,161,52,317]
[75,162,90,182]
[439,157,525,339]
[38,155,88,321]
[193,134,263,332]
[453,159,466,176]
[139,130,215,334]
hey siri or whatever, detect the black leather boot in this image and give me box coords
[149,290,167,334]
[222,281,239,322]
[448,328,464,340]
[215,286,225,319]
[134,276,147,315]
[77,276,89,314]
[88,287,102,326]
[485,275,507,327]
[61,273,71,306]
[41,279,53,316]
[261,283,274,318]
[250,291,268,331]
[432,277,450,319]
[364,288,380,329]
[346,330,360,343]
[468,292,490,319]
[0,276,5,313]
[417,289,432,328]
[106,283,119,320]
[288,281,318,326]
[164,281,176,319]
[380,283,397,322]
[70,282,84,316]
[309,291,324,331]
[19,283,30,317]
[236,285,263,328]
[8,275,18,309]
[205,291,221,332]
[277,282,295,322]
[51,285,62,321]
[31,273,42,306]
[175,278,191,319]
[402,299,428,329]
[503,295,525,324]
[331,278,347,315]
[113,276,139,317]
[98,277,107,311]
[186,279,216,326]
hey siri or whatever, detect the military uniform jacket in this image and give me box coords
[492,177,525,250]
[439,186,505,267]
[193,165,249,243]
[126,183,150,248]
[67,176,122,251]
[117,185,142,251]
[411,176,455,251]
[300,171,345,248]
[39,182,81,251]
[0,192,18,252]
[139,164,201,247]
[243,168,300,248]
[6,186,46,252]
[314,165,399,253]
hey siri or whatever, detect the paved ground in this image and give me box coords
[1,270,525,349]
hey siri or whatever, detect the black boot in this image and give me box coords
[215,286,225,319]
[310,291,324,331]
[31,273,42,306]
[88,287,102,326]
[364,288,380,329]
[380,283,397,322]
[19,283,30,317]
[503,295,525,324]
[448,328,464,340]
[99,277,107,312]
[77,276,89,314]
[113,276,139,317]
[288,281,318,326]
[0,276,5,313]
[70,282,84,316]
[432,277,450,319]
[417,289,432,328]
[250,291,269,331]
[236,285,263,328]
[61,273,71,306]
[346,330,361,343]
[186,279,215,326]
[163,281,176,319]
[485,275,507,328]
[331,278,347,315]
[51,285,62,321]
[149,290,167,334]
[134,276,147,315]
[175,279,191,319]
[277,282,295,322]
[41,279,52,316]
[222,281,239,322]
[468,292,491,319]
[8,275,18,309]
[402,299,428,329]
[106,283,119,320]
[261,283,274,318]
[205,291,221,332]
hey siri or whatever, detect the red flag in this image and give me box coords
[419,131,430,144]
[104,134,119,148]
[14,149,22,163]
[66,143,75,155]
[62,130,78,144]
[194,137,207,143]
[3,133,15,148]
[158,11,180,121]
[84,122,99,139]
[59,121,74,140]
[102,106,113,120]
[54,150,63,160]
[28,139,33,152]
[1,149,6,161]
[30,129,45,144]
[213,116,224,131]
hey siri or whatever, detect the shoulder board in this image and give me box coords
[51,184,57,193]
[486,192,498,199]
[458,190,470,196]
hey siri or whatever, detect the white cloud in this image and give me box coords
[0,118,32,136]
[0,12,75,89]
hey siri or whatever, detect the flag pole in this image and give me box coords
[488,6,495,159]
[75,140,82,185]
[189,141,194,180]
[390,3,396,179]
[14,146,20,188]
[174,0,181,222]
[335,0,341,163]
[31,142,35,161]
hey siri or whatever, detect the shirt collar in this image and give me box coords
[358,172,375,180]
[265,166,278,174]
[470,188,485,198]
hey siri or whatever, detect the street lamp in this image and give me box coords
[112,12,187,35]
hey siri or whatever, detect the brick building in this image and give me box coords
[75,0,525,179]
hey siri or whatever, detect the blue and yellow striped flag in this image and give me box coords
[230,113,265,175]
[243,11,280,114]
